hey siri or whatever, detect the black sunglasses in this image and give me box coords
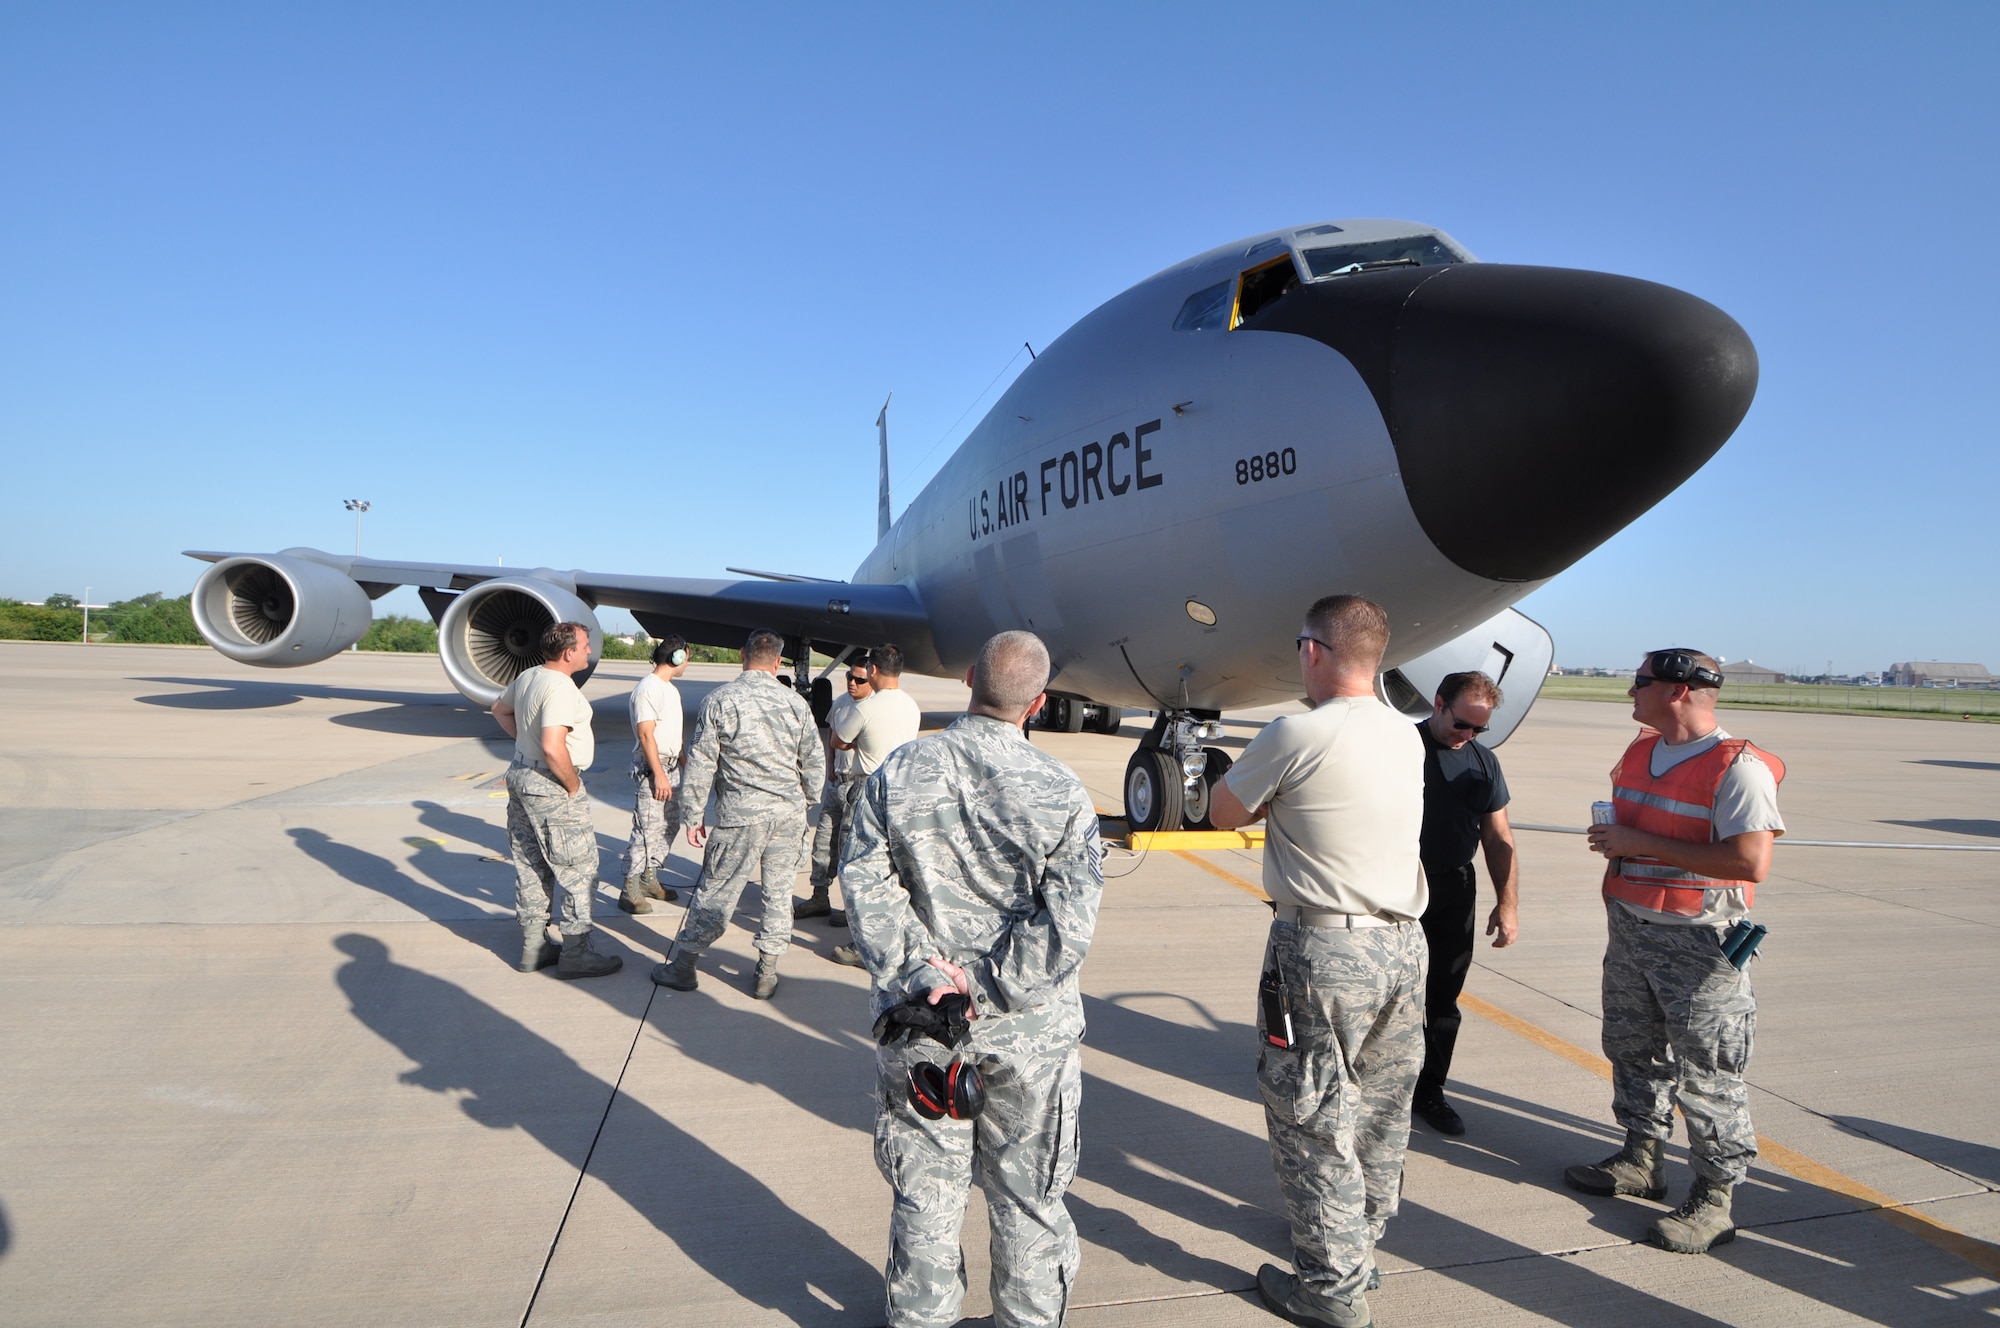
[845,674,868,684]
[1295,634,1335,653]
[1630,674,1676,689]
[1449,715,1489,734]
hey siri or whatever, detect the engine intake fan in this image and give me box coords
[191,552,373,665]
[439,574,602,706]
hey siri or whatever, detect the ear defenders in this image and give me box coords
[1648,649,1723,689]
[669,647,688,666]
[908,1057,986,1121]
[654,637,689,668]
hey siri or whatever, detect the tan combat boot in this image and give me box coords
[1652,1177,1735,1253]
[518,924,559,973]
[1255,1263,1371,1328]
[554,933,623,980]
[618,872,653,914]
[752,954,780,1000]
[651,949,699,991]
[1564,1133,1667,1199]
[639,867,677,902]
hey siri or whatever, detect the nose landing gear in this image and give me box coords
[1122,712,1233,832]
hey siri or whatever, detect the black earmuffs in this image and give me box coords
[907,1057,986,1121]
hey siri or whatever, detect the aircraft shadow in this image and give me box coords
[1831,1115,2000,1190]
[1907,759,2000,773]
[1879,818,2000,840]
[330,933,880,1324]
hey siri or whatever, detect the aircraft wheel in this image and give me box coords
[1087,704,1124,735]
[1181,749,1235,830]
[1060,697,1087,732]
[1123,749,1184,833]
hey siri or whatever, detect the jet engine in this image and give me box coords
[438,574,602,707]
[191,551,374,666]
[1376,607,1556,747]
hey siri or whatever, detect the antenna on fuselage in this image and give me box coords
[876,392,893,541]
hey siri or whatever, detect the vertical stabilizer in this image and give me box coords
[876,393,893,541]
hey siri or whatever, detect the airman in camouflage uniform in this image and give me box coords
[1209,596,1428,1328]
[842,631,1104,1328]
[652,629,823,999]
[492,621,622,980]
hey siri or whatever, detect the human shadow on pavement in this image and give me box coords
[331,934,879,1323]
[1908,759,2000,773]
[409,799,697,896]
[1076,996,1732,1325]
[1428,1082,2000,1326]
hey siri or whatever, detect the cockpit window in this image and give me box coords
[1301,234,1465,279]
[1173,279,1233,332]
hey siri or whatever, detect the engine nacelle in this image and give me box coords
[191,552,374,666]
[438,574,602,707]
[1377,607,1555,747]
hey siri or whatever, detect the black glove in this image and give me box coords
[873,990,973,1050]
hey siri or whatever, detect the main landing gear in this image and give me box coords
[1123,712,1233,833]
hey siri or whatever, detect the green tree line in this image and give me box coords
[1,594,746,664]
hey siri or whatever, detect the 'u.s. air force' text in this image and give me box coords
[968,418,1164,542]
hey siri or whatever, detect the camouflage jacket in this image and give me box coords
[675,669,824,828]
[841,713,1104,1031]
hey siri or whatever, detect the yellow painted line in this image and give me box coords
[1130,828,1266,849]
[1171,851,1270,901]
[451,770,493,782]
[1462,991,2000,1278]
[1460,992,1613,1083]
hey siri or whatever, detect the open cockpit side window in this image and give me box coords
[1231,254,1301,328]
[1300,234,1465,280]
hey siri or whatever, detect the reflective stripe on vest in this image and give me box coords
[1602,730,1786,917]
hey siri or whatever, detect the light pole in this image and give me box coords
[343,499,371,555]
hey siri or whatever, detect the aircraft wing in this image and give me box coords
[183,547,935,699]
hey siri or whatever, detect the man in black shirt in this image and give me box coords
[1413,671,1521,1136]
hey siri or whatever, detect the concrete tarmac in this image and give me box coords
[1,641,1996,1325]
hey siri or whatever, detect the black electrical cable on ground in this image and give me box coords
[518,979,661,1327]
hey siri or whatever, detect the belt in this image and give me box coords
[1273,903,1398,929]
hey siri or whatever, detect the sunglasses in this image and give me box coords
[1448,704,1496,736]
[1295,634,1335,653]
[1630,674,1675,689]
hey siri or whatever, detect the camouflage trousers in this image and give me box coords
[1601,903,1758,1185]
[1257,918,1427,1300]
[874,1021,1082,1328]
[623,766,682,878]
[505,763,599,939]
[809,775,862,890]
[671,815,809,958]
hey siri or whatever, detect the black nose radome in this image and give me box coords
[1243,263,1758,583]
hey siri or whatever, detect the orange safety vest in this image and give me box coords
[1603,729,1785,917]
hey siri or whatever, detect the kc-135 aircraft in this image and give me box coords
[186,218,1757,831]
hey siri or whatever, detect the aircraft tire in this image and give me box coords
[1060,697,1088,733]
[1181,748,1235,830]
[1087,704,1124,736]
[1123,749,1184,833]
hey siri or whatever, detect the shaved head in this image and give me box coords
[970,631,1051,718]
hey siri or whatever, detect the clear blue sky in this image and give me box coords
[3,4,1994,675]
